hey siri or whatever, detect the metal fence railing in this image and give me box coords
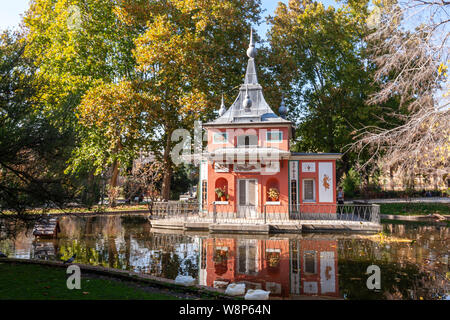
[286,203,380,223]
[148,201,380,224]
[148,201,199,219]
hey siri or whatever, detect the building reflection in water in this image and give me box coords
[32,240,59,260]
[1,215,447,300]
[199,237,339,299]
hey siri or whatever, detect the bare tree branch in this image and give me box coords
[350,0,449,184]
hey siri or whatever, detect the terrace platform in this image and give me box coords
[149,217,382,234]
[148,202,382,234]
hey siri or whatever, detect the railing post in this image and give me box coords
[264,205,267,224]
[166,201,170,218]
[372,204,380,223]
[213,203,217,224]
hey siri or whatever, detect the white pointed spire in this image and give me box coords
[219,94,226,116]
[210,26,291,125]
[245,28,258,84]
[247,28,256,59]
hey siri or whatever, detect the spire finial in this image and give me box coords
[219,94,226,116]
[247,28,256,59]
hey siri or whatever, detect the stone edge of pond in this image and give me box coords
[0,258,238,300]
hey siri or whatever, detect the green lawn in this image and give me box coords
[0,263,178,300]
[379,202,450,216]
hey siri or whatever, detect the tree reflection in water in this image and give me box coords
[0,214,448,300]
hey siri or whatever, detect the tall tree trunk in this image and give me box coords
[161,132,173,201]
[86,170,95,207]
[109,141,122,206]
[110,159,119,203]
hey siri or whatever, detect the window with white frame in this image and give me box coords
[213,132,228,144]
[302,179,315,202]
[266,131,283,143]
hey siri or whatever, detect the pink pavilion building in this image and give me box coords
[199,31,341,219]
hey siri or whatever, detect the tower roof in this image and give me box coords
[205,29,292,127]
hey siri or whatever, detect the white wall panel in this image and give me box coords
[318,162,333,202]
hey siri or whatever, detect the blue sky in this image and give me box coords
[0,0,337,38]
[0,0,30,31]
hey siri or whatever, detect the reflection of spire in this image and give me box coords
[219,94,226,116]
[244,28,258,84]
[243,85,252,111]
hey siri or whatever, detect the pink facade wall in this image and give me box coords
[203,126,337,215]
[206,160,290,215]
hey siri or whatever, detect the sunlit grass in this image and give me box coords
[0,263,178,300]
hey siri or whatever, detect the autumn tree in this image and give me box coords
[23,0,143,203]
[24,0,138,93]
[23,0,262,202]
[70,81,157,205]
[132,0,262,200]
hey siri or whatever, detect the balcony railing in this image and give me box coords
[148,201,380,224]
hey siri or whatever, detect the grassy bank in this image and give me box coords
[379,202,450,216]
[0,262,178,300]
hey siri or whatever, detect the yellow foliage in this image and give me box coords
[77,81,157,152]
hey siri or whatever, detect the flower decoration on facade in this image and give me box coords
[215,187,229,201]
[267,188,280,201]
[266,252,281,271]
[322,174,330,190]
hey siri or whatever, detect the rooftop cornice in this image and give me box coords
[203,121,293,128]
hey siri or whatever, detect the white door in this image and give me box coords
[238,179,257,218]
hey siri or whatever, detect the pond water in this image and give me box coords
[0,214,448,300]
